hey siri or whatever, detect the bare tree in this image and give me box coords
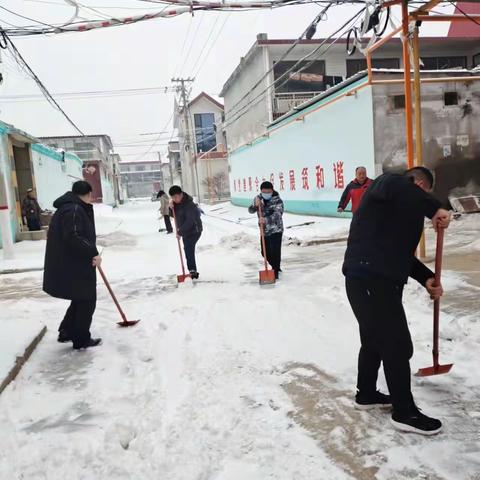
[202,172,228,201]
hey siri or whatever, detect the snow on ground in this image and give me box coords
[0,200,479,480]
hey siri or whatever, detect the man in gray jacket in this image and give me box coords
[249,181,284,279]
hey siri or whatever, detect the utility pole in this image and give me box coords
[171,77,198,199]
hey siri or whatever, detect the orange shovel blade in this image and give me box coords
[259,269,276,285]
[415,363,453,377]
[177,274,191,283]
[117,319,141,328]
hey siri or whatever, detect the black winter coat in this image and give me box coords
[173,193,203,237]
[43,192,99,300]
[343,173,441,286]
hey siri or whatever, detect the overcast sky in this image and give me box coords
[0,0,453,162]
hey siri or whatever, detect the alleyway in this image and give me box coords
[0,201,479,480]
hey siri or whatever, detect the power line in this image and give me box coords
[130,112,175,161]
[172,15,194,78]
[25,0,168,9]
[0,85,178,102]
[188,13,221,76]
[0,29,85,136]
[0,5,58,29]
[221,3,332,124]
[177,12,205,77]
[223,6,366,128]
[192,12,230,78]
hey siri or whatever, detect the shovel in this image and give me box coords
[171,205,190,283]
[415,227,453,377]
[98,265,140,327]
[258,202,276,285]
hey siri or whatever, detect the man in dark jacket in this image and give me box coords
[338,167,373,214]
[43,181,102,350]
[249,181,284,279]
[169,185,203,279]
[343,167,450,435]
[22,188,42,231]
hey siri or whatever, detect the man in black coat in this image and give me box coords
[43,181,102,350]
[169,185,203,279]
[343,167,450,435]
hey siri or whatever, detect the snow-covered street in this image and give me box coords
[0,200,479,480]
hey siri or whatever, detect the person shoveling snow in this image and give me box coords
[43,181,102,350]
[343,167,451,436]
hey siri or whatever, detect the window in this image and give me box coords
[194,113,216,153]
[474,53,480,67]
[444,92,459,106]
[392,95,405,110]
[421,56,467,70]
[273,60,325,93]
[346,58,400,78]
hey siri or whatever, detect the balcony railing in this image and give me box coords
[273,91,324,118]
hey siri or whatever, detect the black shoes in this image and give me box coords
[391,407,442,435]
[57,330,71,343]
[189,271,200,280]
[355,390,392,410]
[73,338,102,350]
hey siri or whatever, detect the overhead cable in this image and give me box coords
[0,29,85,135]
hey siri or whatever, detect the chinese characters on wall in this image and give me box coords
[232,161,345,193]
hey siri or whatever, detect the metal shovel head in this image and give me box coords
[177,274,191,283]
[259,269,276,285]
[117,319,141,328]
[415,363,453,377]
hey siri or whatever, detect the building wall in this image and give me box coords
[197,154,230,202]
[0,122,83,247]
[372,74,480,204]
[222,39,480,152]
[40,135,117,206]
[31,144,83,210]
[229,77,376,216]
[119,161,163,199]
[222,47,272,152]
[177,96,226,198]
[0,127,18,247]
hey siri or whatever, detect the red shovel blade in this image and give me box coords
[259,269,276,285]
[415,363,453,377]
[177,274,191,283]
[117,319,140,327]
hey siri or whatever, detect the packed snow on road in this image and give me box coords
[0,200,479,480]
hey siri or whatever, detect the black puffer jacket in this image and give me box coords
[343,173,441,286]
[173,193,203,237]
[43,192,99,300]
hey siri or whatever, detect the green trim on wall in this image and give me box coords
[230,197,352,218]
[32,143,83,167]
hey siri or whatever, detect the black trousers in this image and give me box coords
[183,232,201,272]
[58,299,96,349]
[164,215,173,233]
[261,232,283,273]
[345,275,415,413]
[27,217,41,231]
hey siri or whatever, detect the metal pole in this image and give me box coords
[412,24,426,259]
[401,0,414,169]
